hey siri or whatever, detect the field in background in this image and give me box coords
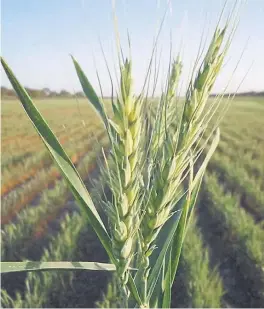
[1,97,264,308]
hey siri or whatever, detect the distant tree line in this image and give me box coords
[1,86,85,99]
[210,91,264,97]
[1,86,264,100]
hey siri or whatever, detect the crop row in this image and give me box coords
[1,123,99,170]
[221,131,264,158]
[208,151,264,222]
[1,125,102,196]
[1,130,106,225]
[1,155,109,308]
[201,131,264,183]
[2,136,107,260]
[1,135,109,261]
[216,138,264,180]
[1,166,61,224]
[220,130,264,158]
[1,102,102,136]
[222,117,264,142]
[200,172,264,306]
[2,119,93,157]
[173,215,224,308]
[1,103,94,140]
[1,125,66,147]
[1,179,69,261]
[1,213,85,308]
[1,152,33,172]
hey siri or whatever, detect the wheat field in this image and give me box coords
[1,96,264,308]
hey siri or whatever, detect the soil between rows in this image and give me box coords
[196,190,264,308]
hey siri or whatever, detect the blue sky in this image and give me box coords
[1,0,264,95]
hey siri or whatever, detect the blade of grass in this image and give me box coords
[71,56,108,126]
[162,250,172,308]
[186,129,220,230]
[1,57,115,264]
[192,128,220,190]
[147,209,182,301]
[148,186,194,308]
[127,274,144,307]
[169,172,197,285]
[1,262,117,273]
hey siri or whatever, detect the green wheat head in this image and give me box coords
[104,59,145,295]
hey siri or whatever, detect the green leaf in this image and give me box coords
[147,209,182,301]
[169,181,195,285]
[1,57,115,265]
[185,172,204,227]
[168,132,218,286]
[127,273,144,307]
[149,194,190,308]
[183,129,220,238]
[192,128,220,190]
[71,56,108,126]
[1,262,117,273]
[162,251,172,308]
[149,160,201,307]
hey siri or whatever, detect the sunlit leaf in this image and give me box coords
[71,56,108,126]
[1,262,117,273]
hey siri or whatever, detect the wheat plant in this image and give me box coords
[1,4,239,308]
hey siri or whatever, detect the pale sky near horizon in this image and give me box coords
[1,0,264,96]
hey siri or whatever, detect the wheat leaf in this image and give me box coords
[1,57,115,265]
[1,262,117,273]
